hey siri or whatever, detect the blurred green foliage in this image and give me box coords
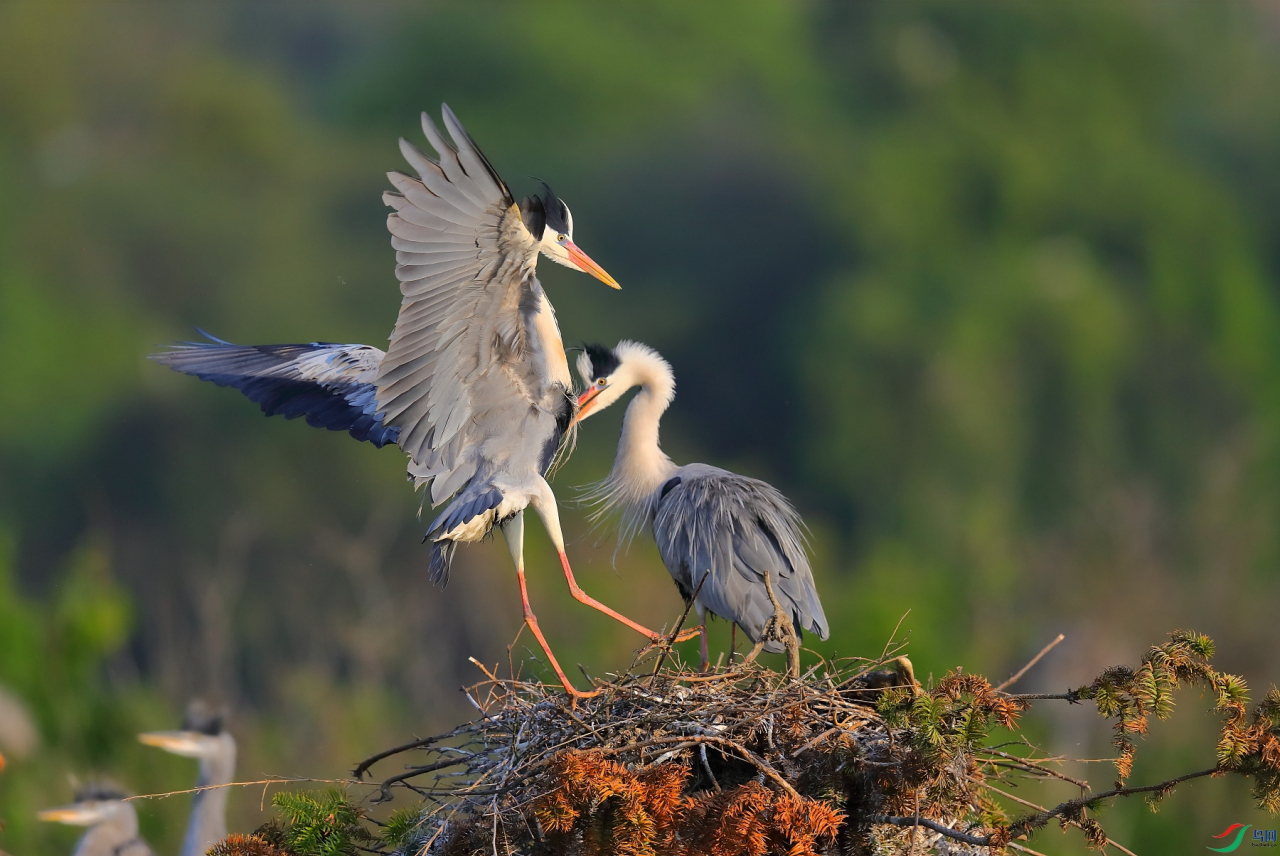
[2,1,1280,852]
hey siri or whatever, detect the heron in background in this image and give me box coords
[38,784,154,856]
[574,341,830,670]
[152,106,680,697]
[138,705,235,856]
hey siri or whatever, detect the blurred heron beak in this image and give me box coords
[574,386,603,424]
[565,241,620,289]
[138,730,209,757]
[38,805,104,825]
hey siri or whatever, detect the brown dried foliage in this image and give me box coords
[346,631,1278,856]
[534,751,842,856]
[1074,630,1280,805]
[207,833,289,856]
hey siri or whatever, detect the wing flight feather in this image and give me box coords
[375,105,546,501]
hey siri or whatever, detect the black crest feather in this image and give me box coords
[583,343,621,380]
[75,783,126,803]
[182,702,225,735]
[540,182,571,235]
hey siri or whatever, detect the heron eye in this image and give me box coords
[597,378,607,387]
[557,234,567,243]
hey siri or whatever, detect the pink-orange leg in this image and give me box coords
[699,624,710,671]
[503,512,598,702]
[556,550,701,643]
[527,483,697,643]
[516,559,598,701]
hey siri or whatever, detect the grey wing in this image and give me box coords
[375,104,562,504]
[653,465,829,649]
[150,333,398,447]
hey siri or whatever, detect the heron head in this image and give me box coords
[574,341,674,423]
[137,729,229,759]
[522,185,619,289]
[138,705,232,760]
[38,785,131,826]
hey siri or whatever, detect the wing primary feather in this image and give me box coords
[441,103,510,202]
[419,112,492,209]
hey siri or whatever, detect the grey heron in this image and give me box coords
[574,341,830,669]
[38,784,154,856]
[137,705,235,856]
[152,105,674,697]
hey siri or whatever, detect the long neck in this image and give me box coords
[609,371,677,514]
[75,809,139,856]
[182,745,234,856]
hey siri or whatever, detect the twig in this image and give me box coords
[699,743,721,791]
[651,573,707,677]
[124,778,360,801]
[996,634,1065,691]
[1008,843,1051,856]
[1004,691,1083,702]
[354,737,436,780]
[1006,767,1222,837]
[373,758,471,803]
[870,814,994,848]
[878,610,911,662]
[979,749,1090,790]
[1104,837,1141,856]
[988,786,1138,856]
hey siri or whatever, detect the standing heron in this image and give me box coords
[151,105,676,697]
[574,341,830,669]
[138,706,235,856]
[38,785,154,856]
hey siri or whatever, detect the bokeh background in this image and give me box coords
[3,1,1280,852]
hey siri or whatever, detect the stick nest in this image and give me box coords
[327,631,1279,856]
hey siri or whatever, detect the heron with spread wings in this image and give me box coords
[153,106,673,697]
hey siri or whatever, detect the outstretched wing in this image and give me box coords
[653,465,829,649]
[375,105,565,504]
[151,334,397,447]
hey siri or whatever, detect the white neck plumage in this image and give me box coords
[182,741,234,856]
[586,344,678,543]
[74,807,139,856]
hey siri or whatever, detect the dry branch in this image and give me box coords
[225,630,1279,856]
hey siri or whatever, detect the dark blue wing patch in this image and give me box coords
[151,336,399,448]
[428,487,503,540]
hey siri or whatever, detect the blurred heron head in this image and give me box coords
[38,784,131,826]
[137,703,232,760]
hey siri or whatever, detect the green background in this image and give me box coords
[1,1,1278,852]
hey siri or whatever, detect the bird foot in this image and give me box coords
[636,626,701,659]
[758,571,802,679]
[671,627,703,644]
[564,685,602,708]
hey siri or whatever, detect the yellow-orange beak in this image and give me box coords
[565,241,620,289]
[575,385,603,424]
[138,730,214,758]
[38,805,107,825]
